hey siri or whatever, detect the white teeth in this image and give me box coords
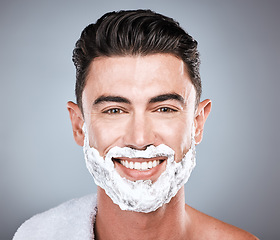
[142,162,148,170]
[119,159,161,171]
[152,160,157,167]
[134,162,140,170]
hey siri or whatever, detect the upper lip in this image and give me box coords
[112,157,167,163]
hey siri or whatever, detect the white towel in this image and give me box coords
[13,194,97,240]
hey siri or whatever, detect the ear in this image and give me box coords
[194,99,212,145]
[67,101,84,146]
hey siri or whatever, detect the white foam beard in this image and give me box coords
[83,125,196,213]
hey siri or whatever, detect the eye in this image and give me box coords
[102,108,125,114]
[156,107,177,113]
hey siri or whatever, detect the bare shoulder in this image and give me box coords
[186,205,259,240]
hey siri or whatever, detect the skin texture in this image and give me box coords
[67,54,258,240]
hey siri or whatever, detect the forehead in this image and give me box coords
[83,54,195,104]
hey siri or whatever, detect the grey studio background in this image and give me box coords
[1,0,279,239]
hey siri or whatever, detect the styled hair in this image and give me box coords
[73,9,201,111]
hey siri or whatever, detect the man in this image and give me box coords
[14,10,258,239]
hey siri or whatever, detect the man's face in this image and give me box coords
[80,54,198,182]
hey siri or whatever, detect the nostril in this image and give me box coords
[124,144,154,151]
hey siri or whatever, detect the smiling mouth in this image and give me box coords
[112,158,165,171]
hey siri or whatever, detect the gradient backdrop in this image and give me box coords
[1,0,279,239]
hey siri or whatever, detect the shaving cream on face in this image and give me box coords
[83,125,196,213]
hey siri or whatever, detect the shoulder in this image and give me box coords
[186,205,259,240]
[13,194,97,240]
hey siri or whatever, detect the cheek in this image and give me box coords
[154,117,192,161]
[88,118,127,156]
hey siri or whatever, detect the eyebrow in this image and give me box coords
[93,95,131,105]
[149,93,185,105]
[93,93,185,106]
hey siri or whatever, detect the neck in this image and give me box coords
[94,187,191,240]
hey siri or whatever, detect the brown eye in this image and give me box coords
[104,108,124,114]
[156,107,176,113]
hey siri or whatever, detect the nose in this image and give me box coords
[123,113,156,150]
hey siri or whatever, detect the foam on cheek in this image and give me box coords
[82,123,196,213]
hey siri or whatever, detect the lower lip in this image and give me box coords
[114,160,167,182]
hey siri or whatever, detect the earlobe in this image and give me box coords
[194,99,212,145]
[67,101,84,146]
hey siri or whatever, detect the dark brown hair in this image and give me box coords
[73,9,202,111]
